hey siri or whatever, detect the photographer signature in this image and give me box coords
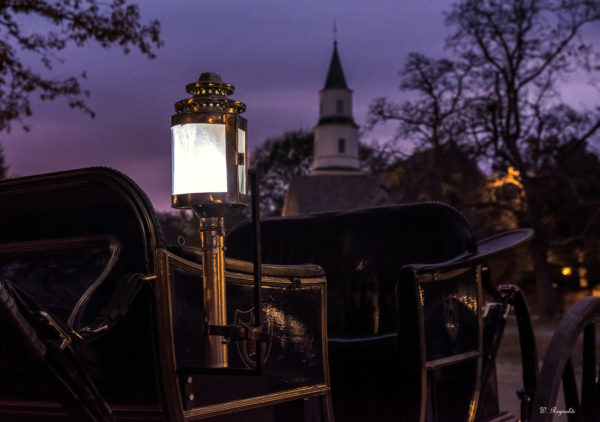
[539,406,575,416]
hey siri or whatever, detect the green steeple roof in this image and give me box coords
[324,41,348,90]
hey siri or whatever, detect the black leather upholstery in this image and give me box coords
[226,203,476,335]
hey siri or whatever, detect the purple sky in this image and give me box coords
[1,1,597,211]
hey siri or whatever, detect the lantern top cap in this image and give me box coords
[198,72,223,83]
[174,72,246,115]
[184,72,235,97]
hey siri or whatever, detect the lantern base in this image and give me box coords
[172,192,249,210]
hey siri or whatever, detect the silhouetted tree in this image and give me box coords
[542,143,600,288]
[250,130,313,217]
[0,0,162,132]
[370,0,600,316]
[369,53,471,153]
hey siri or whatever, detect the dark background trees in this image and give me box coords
[542,144,600,286]
[370,0,600,316]
[249,130,313,217]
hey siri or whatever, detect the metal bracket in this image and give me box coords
[208,324,271,344]
[78,324,109,336]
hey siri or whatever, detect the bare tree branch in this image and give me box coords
[0,0,162,132]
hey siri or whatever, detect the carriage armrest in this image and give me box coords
[397,228,534,422]
[397,259,483,421]
[406,228,533,274]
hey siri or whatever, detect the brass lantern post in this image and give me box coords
[171,72,248,368]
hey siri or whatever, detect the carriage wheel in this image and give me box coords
[530,296,600,422]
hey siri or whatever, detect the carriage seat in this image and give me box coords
[0,167,165,332]
[226,203,477,336]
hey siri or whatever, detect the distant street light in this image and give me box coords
[561,266,572,277]
[171,72,248,367]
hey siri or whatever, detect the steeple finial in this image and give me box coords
[323,33,348,90]
[333,20,337,44]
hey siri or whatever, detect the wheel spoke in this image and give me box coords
[582,323,598,421]
[531,297,600,422]
[562,359,582,422]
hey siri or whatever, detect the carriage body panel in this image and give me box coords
[0,168,332,422]
[227,205,488,421]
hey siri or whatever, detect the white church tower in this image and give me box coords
[311,41,361,175]
[282,39,388,216]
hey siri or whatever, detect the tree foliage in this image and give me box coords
[0,0,162,132]
[368,53,471,152]
[250,130,313,217]
[369,0,600,316]
[444,0,600,169]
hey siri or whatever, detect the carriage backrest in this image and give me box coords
[226,203,477,336]
[0,167,164,329]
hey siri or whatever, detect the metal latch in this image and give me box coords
[39,311,75,350]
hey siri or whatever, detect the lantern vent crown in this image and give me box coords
[174,72,246,115]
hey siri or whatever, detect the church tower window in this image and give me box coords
[338,138,346,153]
[336,99,344,114]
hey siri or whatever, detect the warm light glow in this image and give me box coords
[561,266,572,276]
[579,266,588,288]
[171,123,227,194]
[456,294,478,313]
[491,166,523,189]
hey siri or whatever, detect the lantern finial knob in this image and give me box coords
[198,72,223,83]
[174,73,245,114]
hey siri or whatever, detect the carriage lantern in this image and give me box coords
[171,72,248,209]
[171,72,248,368]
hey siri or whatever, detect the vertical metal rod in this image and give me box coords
[194,209,228,368]
[250,171,263,374]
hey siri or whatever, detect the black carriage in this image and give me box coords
[0,167,597,422]
[0,168,331,421]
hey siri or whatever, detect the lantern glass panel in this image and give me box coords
[171,123,227,195]
[237,128,247,195]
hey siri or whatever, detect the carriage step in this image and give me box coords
[478,411,516,422]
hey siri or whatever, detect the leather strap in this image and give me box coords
[0,279,115,422]
[78,273,149,340]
